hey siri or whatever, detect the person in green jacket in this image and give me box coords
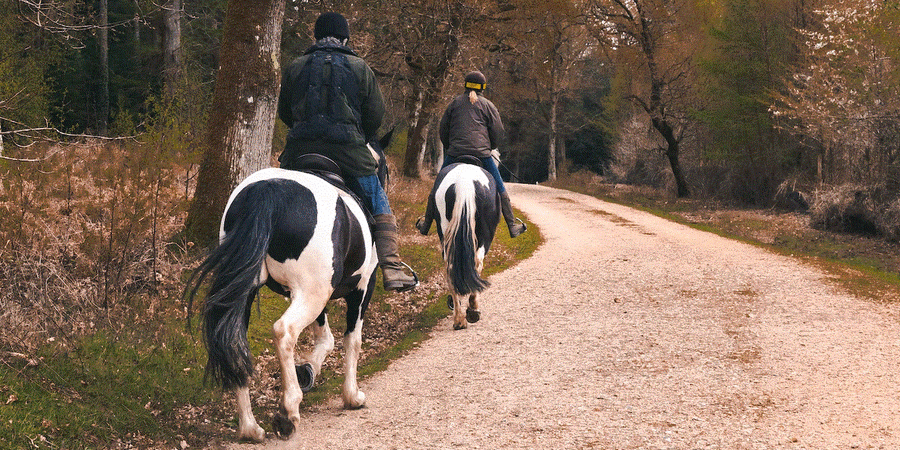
[277,12,417,292]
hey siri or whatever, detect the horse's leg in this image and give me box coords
[342,278,374,408]
[466,247,485,324]
[467,293,481,324]
[304,309,335,377]
[234,287,265,442]
[451,292,468,330]
[236,386,265,441]
[272,290,327,436]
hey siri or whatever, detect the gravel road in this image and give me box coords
[228,183,900,450]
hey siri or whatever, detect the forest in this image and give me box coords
[4,1,899,198]
[1,0,899,446]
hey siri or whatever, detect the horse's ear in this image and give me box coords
[378,127,395,152]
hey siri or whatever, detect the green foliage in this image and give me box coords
[562,60,617,175]
[694,0,797,162]
[0,2,59,141]
[0,328,213,448]
[45,0,225,135]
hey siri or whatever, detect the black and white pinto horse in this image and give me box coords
[187,138,391,442]
[429,159,500,330]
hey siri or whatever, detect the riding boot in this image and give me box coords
[499,192,526,238]
[373,214,418,292]
[415,195,436,236]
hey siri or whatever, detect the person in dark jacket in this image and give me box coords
[416,71,526,238]
[277,12,417,292]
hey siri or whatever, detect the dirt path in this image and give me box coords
[228,183,900,449]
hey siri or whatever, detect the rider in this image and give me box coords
[416,70,526,238]
[277,12,417,292]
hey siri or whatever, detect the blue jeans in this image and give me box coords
[443,155,506,193]
[346,174,392,216]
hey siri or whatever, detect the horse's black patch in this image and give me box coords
[224,178,318,264]
[271,182,317,263]
[329,196,367,299]
[443,185,457,222]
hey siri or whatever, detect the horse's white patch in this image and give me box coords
[435,165,490,232]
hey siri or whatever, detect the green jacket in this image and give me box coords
[278,41,386,177]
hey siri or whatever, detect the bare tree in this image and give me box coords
[357,0,506,178]
[587,0,694,197]
[529,1,592,181]
[185,0,286,245]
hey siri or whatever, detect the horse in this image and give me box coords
[427,158,500,330]
[186,135,394,442]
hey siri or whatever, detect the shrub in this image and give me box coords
[808,184,900,239]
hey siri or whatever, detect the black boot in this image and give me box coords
[374,214,418,292]
[499,192,526,238]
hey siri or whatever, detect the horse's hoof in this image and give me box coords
[296,363,315,393]
[453,322,467,330]
[272,413,295,439]
[238,424,266,443]
[447,295,454,310]
[466,308,481,323]
[415,217,430,235]
[343,390,367,409]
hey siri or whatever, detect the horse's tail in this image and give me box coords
[186,180,278,390]
[442,180,490,296]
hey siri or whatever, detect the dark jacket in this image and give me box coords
[278,40,386,177]
[439,92,505,159]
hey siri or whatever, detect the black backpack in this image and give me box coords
[289,49,364,145]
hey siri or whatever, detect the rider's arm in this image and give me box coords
[359,63,385,142]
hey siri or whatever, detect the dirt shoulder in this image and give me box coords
[226,183,900,449]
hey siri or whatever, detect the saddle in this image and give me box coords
[447,155,484,168]
[285,153,374,225]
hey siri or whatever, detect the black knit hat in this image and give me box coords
[314,12,350,40]
[464,71,486,91]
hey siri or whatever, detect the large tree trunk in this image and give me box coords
[98,0,109,135]
[163,0,182,96]
[653,117,690,198]
[185,0,286,245]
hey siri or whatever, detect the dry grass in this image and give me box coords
[809,183,900,240]
[0,140,196,354]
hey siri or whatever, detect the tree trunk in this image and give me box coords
[548,89,559,181]
[163,0,182,96]
[430,123,443,176]
[403,87,426,178]
[184,0,286,245]
[98,0,109,135]
[652,117,690,198]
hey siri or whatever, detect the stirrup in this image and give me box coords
[508,218,526,238]
[384,261,419,292]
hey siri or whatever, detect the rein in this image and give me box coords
[491,153,526,183]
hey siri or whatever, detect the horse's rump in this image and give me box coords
[433,163,500,296]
